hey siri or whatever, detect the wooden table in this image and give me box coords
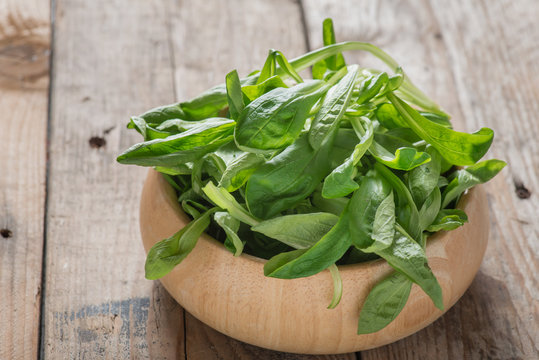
[1,0,537,359]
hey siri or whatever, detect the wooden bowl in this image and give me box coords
[139,169,489,354]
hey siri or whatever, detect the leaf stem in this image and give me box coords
[327,264,343,309]
[280,41,442,113]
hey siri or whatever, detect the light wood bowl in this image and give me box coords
[139,169,489,354]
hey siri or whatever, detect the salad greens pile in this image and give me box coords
[117,19,505,334]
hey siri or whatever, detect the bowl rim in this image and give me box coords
[150,169,475,273]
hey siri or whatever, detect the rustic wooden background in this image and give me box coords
[1,0,538,359]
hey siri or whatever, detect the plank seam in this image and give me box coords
[38,0,56,358]
[297,0,312,51]
[165,0,178,102]
[424,0,467,131]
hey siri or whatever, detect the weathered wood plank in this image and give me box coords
[185,313,355,360]
[168,0,355,358]
[421,1,539,357]
[303,0,539,358]
[42,0,183,358]
[0,0,50,358]
[170,0,308,99]
[146,283,185,360]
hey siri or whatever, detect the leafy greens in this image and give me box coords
[118,18,505,335]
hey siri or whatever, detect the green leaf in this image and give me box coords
[145,208,217,279]
[264,206,352,279]
[388,92,494,166]
[442,159,506,208]
[201,181,260,226]
[322,162,359,199]
[117,119,235,167]
[375,103,407,129]
[329,128,362,166]
[372,130,417,152]
[322,119,374,198]
[155,164,193,176]
[181,199,208,219]
[438,176,449,188]
[312,18,346,79]
[386,70,404,92]
[128,116,171,140]
[214,212,244,256]
[348,174,393,250]
[408,147,442,208]
[312,61,328,81]
[178,188,199,203]
[235,80,327,153]
[180,77,256,120]
[219,152,265,192]
[311,190,348,216]
[351,117,431,171]
[377,231,444,310]
[179,84,230,120]
[257,50,278,84]
[371,145,431,171]
[137,103,188,124]
[225,70,245,120]
[309,66,360,150]
[426,209,468,232]
[245,134,333,219]
[203,153,227,183]
[419,111,452,128]
[382,127,422,144]
[368,192,396,253]
[273,50,304,84]
[242,75,287,102]
[357,272,412,334]
[374,163,420,240]
[211,141,246,165]
[356,72,389,104]
[252,212,339,249]
[190,157,205,195]
[258,49,303,84]
[262,248,308,273]
[321,18,346,70]
[418,187,442,231]
[156,117,229,134]
[139,78,254,123]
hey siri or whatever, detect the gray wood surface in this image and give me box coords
[42,0,176,357]
[1,0,537,359]
[0,0,50,358]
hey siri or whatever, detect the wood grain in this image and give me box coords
[426,1,539,357]
[185,313,354,360]
[168,0,309,99]
[42,0,182,358]
[302,0,539,358]
[0,0,49,358]
[146,282,185,360]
